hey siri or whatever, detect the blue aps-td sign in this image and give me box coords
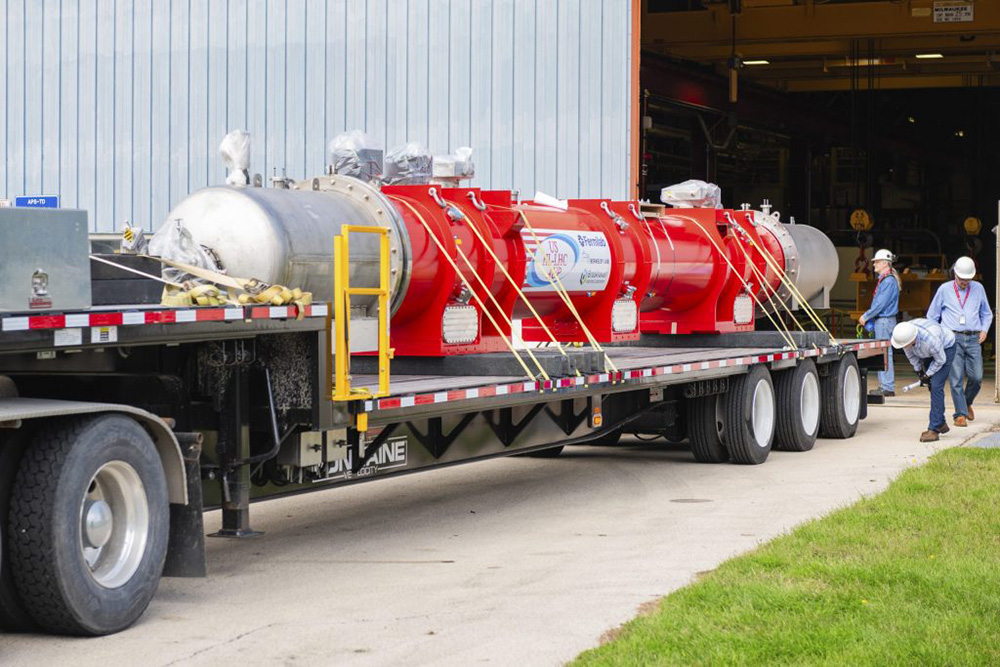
[14,195,59,208]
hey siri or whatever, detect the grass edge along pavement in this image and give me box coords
[574,447,1000,666]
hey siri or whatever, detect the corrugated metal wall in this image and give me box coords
[0,0,634,232]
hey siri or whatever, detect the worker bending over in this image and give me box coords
[859,249,900,396]
[926,256,992,428]
[891,319,956,442]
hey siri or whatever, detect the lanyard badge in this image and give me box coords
[954,281,970,326]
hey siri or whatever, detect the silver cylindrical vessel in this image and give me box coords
[163,178,410,312]
[753,210,838,312]
[784,223,838,308]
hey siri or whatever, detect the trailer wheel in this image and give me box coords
[725,365,775,465]
[819,354,861,439]
[773,359,821,452]
[688,395,728,463]
[0,434,35,632]
[7,415,169,635]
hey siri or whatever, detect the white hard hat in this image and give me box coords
[891,321,917,349]
[873,249,894,262]
[954,256,976,280]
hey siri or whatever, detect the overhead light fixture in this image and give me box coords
[907,116,916,124]
[955,129,966,138]
[915,53,944,59]
[743,60,770,66]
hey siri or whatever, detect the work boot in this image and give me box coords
[883,390,895,397]
[938,423,950,435]
[920,430,939,442]
[955,416,968,427]
[968,406,975,421]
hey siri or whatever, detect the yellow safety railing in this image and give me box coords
[332,225,392,401]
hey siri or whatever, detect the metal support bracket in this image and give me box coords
[485,404,546,447]
[543,399,590,436]
[407,413,478,459]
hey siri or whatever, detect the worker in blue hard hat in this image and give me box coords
[927,256,993,427]
[892,319,956,442]
[859,249,900,396]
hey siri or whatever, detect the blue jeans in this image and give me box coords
[922,344,957,432]
[949,332,984,418]
[873,316,896,391]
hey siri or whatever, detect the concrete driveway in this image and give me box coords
[2,380,997,666]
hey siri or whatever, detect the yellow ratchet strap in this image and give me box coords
[687,218,798,350]
[515,210,621,376]
[454,208,581,377]
[391,198,539,384]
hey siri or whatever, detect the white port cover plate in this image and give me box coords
[612,298,638,333]
[734,294,754,325]
[443,305,479,344]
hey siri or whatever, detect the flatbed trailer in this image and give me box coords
[0,301,888,636]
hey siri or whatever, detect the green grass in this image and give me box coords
[575,448,1000,666]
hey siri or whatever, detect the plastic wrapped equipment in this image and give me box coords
[219,130,251,186]
[660,179,723,209]
[384,142,433,185]
[432,146,475,181]
[329,130,383,182]
[148,219,222,285]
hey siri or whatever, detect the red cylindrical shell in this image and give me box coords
[383,186,507,354]
[643,210,724,313]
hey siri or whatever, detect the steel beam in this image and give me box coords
[644,1,1000,48]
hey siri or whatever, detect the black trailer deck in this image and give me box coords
[355,339,888,423]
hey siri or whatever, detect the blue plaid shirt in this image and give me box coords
[903,318,956,377]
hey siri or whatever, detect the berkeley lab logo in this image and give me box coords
[525,232,580,288]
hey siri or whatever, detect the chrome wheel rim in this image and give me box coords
[843,364,861,425]
[800,371,820,436]
[80,461,149,589]
[751,379,775,448]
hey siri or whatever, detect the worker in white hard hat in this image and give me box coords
[926,256,993,427]
[858,249,900,396]
[892,318,956,442]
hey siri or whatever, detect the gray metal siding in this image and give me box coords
[1,0,633,232]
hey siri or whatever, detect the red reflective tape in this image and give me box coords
[29,315,65,330]
[250,307,271,319]
[478,386,497,397]
[414,394,436,405]
[89,312,123,327]
[378,398,401,410]
[586,374,600,384]
[196,309,226,322]
[447,390,466,401]
[145,311,176,324]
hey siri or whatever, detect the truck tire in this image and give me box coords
[725,365,775,465]
[7,415,169,635]
[688,395,728,463]
[819,354,861,439]
[0,434,35,632]
[773,359,821,452]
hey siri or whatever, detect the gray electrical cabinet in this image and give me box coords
[0,208,92,312]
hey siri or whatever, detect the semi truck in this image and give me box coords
[0,169,887,636]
